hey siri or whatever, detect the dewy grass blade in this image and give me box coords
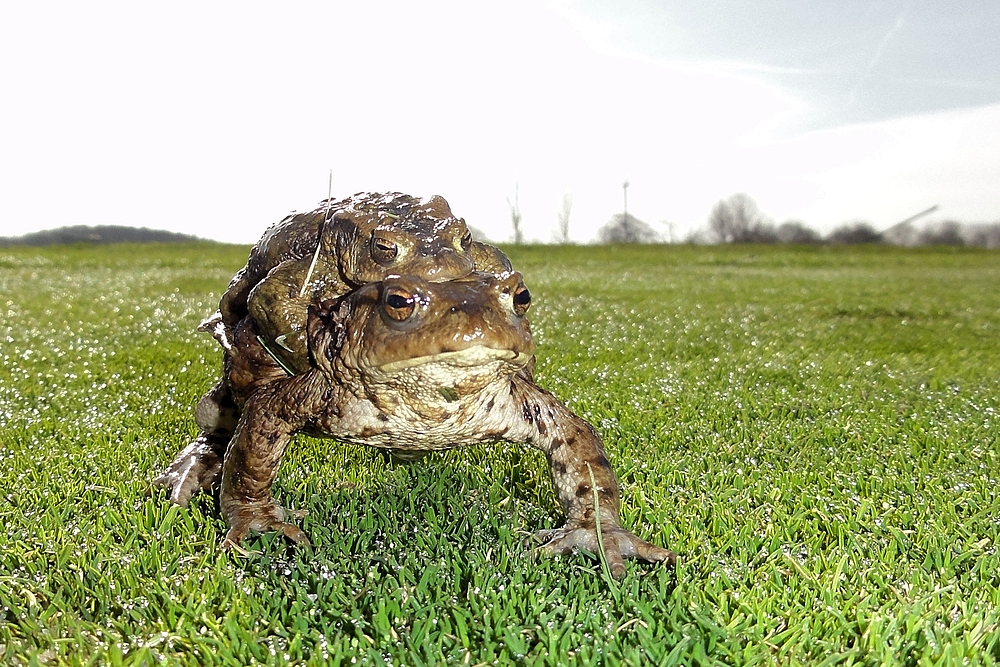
[587,461,620,597]
[300,170,334,299]
[256,334,296,376]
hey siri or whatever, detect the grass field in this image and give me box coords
[1,242,999,666]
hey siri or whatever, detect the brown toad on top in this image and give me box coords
[219,191,512,372]
[161,193,513,507]
[200,271,675,577]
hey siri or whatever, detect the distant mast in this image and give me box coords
[622,179,630,224]
[894,205,939,228]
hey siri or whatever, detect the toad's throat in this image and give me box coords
[378,346,532,373]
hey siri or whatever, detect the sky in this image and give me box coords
[1,0,998,244]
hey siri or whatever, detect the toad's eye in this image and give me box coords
[512,284,531,316]
[460,231,473,250]
[372,236,398,264]
[384,288,416,321]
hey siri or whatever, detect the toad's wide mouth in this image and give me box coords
[377,345,533,373]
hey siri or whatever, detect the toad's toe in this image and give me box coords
[534,524,676,578]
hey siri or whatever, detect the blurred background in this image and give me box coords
[1,0,998,245]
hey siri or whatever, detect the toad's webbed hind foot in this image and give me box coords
[153,434,227,506]
[535,524,677,579]
[221,501,311,550]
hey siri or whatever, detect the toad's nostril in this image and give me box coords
[512,285,531,316]
[450,299,478,315]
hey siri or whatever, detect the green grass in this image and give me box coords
[2,242,999,665]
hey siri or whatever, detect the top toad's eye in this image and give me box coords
[384,288,416,321]
[460,231,473,250]
[372,236,398,264]
[512,284,531,316]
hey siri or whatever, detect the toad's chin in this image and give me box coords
[377,346,532,373]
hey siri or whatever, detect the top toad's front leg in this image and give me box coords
[246,257,325,375]
[505,378,677,577]
[219,384,310,549]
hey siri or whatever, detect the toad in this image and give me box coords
[220,191,512,372]
[160,193,514,506]
[211,271,675,577]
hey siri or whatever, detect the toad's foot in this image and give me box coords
[221,501,311,550]
[535,524,677,579]
[153,435,226,506]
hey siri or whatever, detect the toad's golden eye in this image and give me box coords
[512,283,531,316]
[384,287,416,321]
[372,236,398,264]
[460,230,473,250]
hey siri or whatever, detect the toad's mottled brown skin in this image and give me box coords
[160,272,675,578]
[158,193,514,506]
[220,192,511,371]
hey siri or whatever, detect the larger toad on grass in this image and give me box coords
[160,193,512,506]
[219,272,674,577]
[155,191,673,577]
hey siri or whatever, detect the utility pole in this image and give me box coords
[507,183,523,245]
[622,179,632,240]
[622,179,630,223]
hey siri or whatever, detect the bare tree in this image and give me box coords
[684,228,712,244]
[776,220,822,244]
[967,222,1000,248]
[507,184,523,245]
[597,213,660,244]
[556,192,573,244]
[707,193,777,243]
[918,221,965,246]
[661,220,677,244]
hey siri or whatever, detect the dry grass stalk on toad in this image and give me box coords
[155,193,513,506]
[217,272,674,578]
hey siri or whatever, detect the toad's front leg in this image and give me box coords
[506,379,677,578]
[219,386,310,549]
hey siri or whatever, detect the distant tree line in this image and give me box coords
[699,192,1000,248]
[593,192,1000,248]
[597,213,661,244]
[0,225,202,246]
